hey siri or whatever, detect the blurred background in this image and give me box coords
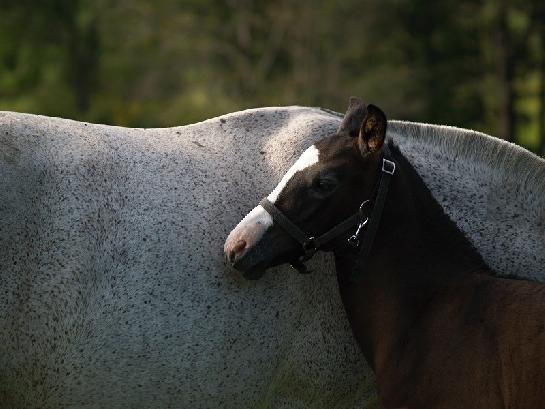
[1,0,544,155]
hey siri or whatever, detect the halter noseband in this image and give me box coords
[259,145,396,279]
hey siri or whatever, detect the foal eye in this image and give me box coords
[315,178,337,193]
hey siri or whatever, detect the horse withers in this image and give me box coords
[224,98,545,408]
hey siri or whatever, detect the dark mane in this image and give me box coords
[387,139,489,275]
[387,119,545,281]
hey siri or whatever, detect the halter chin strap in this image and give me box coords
[259,144,396,279]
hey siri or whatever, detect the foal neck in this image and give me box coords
[333,142,487,370]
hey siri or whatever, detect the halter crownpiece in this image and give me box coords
[259,144,396,278]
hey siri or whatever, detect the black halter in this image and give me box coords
[259,145,396,280]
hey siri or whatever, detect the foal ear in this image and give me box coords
[358,104,387,155]
[337,96,367,138]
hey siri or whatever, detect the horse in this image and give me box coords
[0,109,374,408]
[225,98,545,408]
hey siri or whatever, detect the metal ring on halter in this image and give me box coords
[358,199,371,217]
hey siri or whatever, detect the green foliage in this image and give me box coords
[0,0,543,155]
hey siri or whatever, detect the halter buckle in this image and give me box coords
[382,158,396,175]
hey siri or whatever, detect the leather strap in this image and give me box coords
[259,198,310,246]
[350,145,395,281]
[313,213,361,248]
[260,198,361,256]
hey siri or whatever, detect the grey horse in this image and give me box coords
[1,107,544,408]
[0,108,371,409]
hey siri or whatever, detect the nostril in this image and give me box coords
[228,239,247,263]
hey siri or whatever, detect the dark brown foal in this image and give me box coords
[225,98,545,409]
[335,138,545,409]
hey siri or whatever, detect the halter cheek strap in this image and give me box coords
[350,149,395,281]
[259,144,396,280]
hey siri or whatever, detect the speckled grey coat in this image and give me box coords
[0,107,544,409]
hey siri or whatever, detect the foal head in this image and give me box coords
[224,98,389,279]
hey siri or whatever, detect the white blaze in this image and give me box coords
[268,145,320,203]
[225,144,320,252]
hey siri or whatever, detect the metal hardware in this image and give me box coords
[347,199,371,248]
[382,158,396,175]
[358,199,371,217]
[347,217,369,248]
